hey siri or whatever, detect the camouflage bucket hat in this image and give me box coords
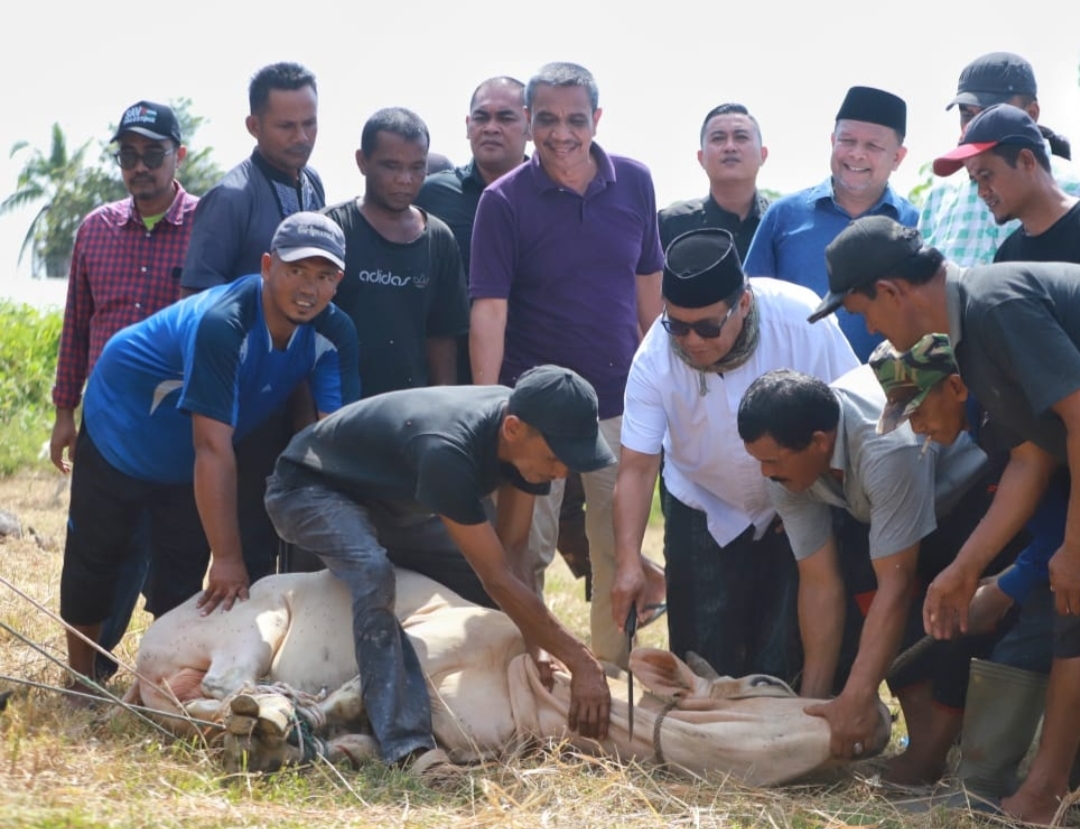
[868,333,958,434]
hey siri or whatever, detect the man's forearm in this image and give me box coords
[425,337,458,386]
[613,455,659,567]
[953,448,1052,577]
[798,574,846,698]
[469,299,507,385]
[193,446,243,565]
[842,570,914,702]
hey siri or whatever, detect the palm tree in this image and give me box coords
[0,123,123,278]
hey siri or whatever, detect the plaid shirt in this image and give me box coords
[919,154,1080,266]
[52,184,199,409]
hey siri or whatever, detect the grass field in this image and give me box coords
[0,470,1016,828]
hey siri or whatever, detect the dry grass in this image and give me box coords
[0,470,1007,828]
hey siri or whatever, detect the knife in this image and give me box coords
[625,604,638,741]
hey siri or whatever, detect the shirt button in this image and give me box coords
[141,266,148,273]
[135,303,142,310]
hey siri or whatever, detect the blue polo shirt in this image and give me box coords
[469,143,664,419]
[744,177,919,361]
[83,274,359,484]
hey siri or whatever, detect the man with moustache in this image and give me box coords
[658,103,770,260]
[50,100,198,680]
[179,61,324,581]
[812,214,1080,824]
[323,107,468,399]
[470,61,666,667]
[737,365,990,766]
[744,86,916,360]
[612,228,857,680]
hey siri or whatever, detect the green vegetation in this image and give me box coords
[0,299,61,474]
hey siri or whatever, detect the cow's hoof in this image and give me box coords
[405,748,467,789]
[230,693,294,737]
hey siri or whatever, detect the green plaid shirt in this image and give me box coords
[919,155,1080,266]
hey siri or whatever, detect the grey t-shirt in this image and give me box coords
[275,384,548,525]
[951,260,1080,462]
[768,365,988,561]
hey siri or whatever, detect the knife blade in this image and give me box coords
[625,604,638,741]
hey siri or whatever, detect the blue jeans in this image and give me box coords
[264,472,436,764]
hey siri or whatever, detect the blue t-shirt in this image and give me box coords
[83,274,359,483]
[744,177,919,361]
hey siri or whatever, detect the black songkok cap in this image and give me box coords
[662,228,745,309]
[835,86,907,139]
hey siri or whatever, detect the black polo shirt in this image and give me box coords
[415,160,489,275]
[658,191,769,262]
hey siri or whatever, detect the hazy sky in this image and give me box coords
[3,0,1079,305]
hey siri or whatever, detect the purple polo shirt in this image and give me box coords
[470,143,663,419]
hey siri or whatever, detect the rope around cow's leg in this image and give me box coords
[651,698,680,766]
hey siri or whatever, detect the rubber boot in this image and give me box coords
[957,658,1048,798]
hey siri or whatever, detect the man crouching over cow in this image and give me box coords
[263,365,616,768]
[61,212,359,703]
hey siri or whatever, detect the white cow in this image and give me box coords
[126,568,891,786]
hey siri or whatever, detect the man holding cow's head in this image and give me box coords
[60,212,359,702]
[811,214,1080,825]
[263,365,615,768]
[736,364,993,773]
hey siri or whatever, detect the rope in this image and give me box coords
[0,574,206,738]
[0,673,220,730]
[651,697,680,766]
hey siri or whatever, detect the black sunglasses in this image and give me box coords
[661,303,738,340]
[113,146,175,171]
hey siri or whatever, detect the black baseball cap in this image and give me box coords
[933,104,1045,177]
[508,366,616,473]
[947,52,1036,110]
[111,100,182,144]
[809,217,924,324]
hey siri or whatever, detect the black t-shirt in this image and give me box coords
[275,385,548,524]
[954,260,1080,461]
[994,201,1080,264]
[657,191,769,261]
[322,199,469,398]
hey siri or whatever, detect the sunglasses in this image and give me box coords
[661,303,739,340]
[113,146,175,170]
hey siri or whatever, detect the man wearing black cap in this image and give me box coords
[814,214,1080,824]
[49,100,197,680]
[919,52,1080,267]
[612,228,857,682]
[59,212,358,703]
[264,365,616,767]
[932,104,1080,264]
[744,85,916,361]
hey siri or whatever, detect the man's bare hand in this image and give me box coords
[197,557,250,615]
[923,560,979,639]
[804,692,882,760]
[611,556,646,633]
[567,657,611,740]
[1049,543,1080,616]
[50,410,78,473]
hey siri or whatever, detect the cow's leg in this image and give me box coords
[264,478,435,764]
[317,676,365,730]
[223,692,307,773]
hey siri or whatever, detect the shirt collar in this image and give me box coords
[252,148,306,186]
[944,261,966,348]
[529,142,615,194]
[705,190,767,222]
[809,176,904,216]
[123,181,190,228]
